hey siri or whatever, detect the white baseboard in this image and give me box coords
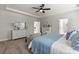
[0,39,9,42]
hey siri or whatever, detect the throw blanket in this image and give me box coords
[31,33,62,54]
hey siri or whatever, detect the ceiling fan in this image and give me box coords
[32,4,51,13]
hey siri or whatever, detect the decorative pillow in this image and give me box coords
[65,30,75,40]
[68,30,77,40]
[70,31,79,51]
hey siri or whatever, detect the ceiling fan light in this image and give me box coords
[40,10,42,12]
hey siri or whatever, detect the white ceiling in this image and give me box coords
[0,4,79,18]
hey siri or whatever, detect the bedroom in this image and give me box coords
[0,4,79,54]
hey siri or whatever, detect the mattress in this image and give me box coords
[50,35,79,54]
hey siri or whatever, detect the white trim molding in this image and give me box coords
[0,39,9,41]
[6,7,40,18]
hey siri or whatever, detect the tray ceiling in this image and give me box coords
[0,4,79,18]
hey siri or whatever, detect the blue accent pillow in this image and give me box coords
[66,31,74,40]
[69,31,79,51]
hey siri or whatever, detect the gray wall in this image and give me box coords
[0,7,79,41]
[40,9,79,33]
[0,9,38,41]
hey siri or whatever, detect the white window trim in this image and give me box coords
[34,21,40,34]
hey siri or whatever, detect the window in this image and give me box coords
[34,21,40,33]
[59,19,68,34]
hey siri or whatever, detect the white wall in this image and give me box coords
[40,9,79,33]
[1,5,79,41]
[0,9,38,41]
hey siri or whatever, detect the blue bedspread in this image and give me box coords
[31,33,62,54]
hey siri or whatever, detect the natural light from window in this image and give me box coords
[59,18,68,34]
[34,21,40,34]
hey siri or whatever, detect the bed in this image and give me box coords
[50,35,79,54]
[28,33,79,54]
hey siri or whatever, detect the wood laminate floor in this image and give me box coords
[0,39,30,54]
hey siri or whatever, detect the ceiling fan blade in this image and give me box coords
[32,7,39,9]
[43,8,51,10]
[40,4,45,7]
[36,10,40,12]
[42,11,45,13]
